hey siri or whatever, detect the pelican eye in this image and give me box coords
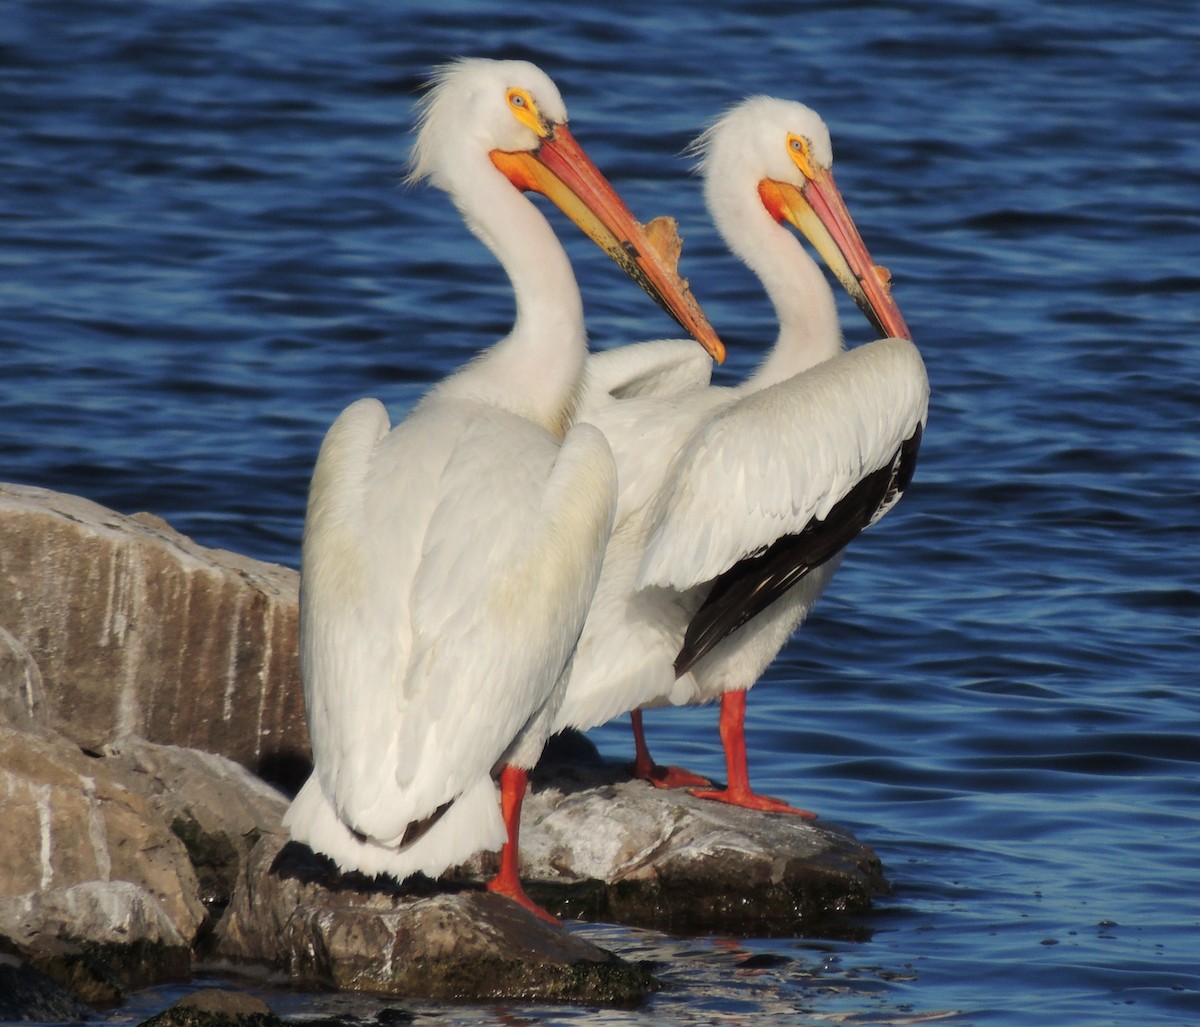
[787,133,816,179]
[506,87,547,137]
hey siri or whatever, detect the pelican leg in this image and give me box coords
[486,765,559,924]
[689,690,817,818]
[629,709,712,789]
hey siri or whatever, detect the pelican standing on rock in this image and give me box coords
[283,58,724,921]
[556,96,928,816]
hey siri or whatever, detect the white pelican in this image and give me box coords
[283,58,724,921]
[555,96,928,817]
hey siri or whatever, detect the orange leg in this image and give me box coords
[629,709,712,789]
[689,690,817,818]
[485,765,559,924]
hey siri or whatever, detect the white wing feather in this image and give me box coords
[579,338,714,415]
[298,396,615,847]
[636,337,929,590]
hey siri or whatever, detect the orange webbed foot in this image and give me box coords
[688,785,818,819]
[487,875,560,925]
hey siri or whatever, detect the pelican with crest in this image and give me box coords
[283,58,724,921]
[556,96,928,817]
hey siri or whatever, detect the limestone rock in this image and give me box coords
[467,743,886,937]
[97,736,289,917]
[213,748,879,1005]
[1,898,192,1006]
[0,483,306,781]
[0,626,48,731]
[0,726,206,946]
[0,727,304,1007]
[215,832,657,1004]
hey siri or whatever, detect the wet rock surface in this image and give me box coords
[138,988,283,1027]
[0,726,252,1006]
[0,951,96,1023]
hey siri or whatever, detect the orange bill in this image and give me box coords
[758,169,911,342]
[492,125,725,363]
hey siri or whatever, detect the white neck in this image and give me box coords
[434,152,586,436]
[711,183,843,392]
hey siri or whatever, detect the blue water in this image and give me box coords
[3,1,1198,1024]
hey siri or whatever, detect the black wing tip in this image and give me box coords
[673,424,925,677]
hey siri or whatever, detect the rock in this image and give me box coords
[175,989,273,1017]
[0,483,307,784]
[0,481,885,1009]
[96,737,289,924]
[467,738,886,937]
[212,743,879,1001]
[0,726,206,943]
[0,726,303,1006]
[0,726,203,1000]
[139,988,282,1027]
[215,832,658,1004]
[0,951,95,1023]
[4,924,191,1008]
[0,626,49,731]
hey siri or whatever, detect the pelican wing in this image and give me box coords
[405,416,616,797]
[636,337,929,593]
[579,338,714,415]
[301,399,615,846]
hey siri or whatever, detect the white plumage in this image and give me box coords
[555,97,929,814]
[636,339,927,591]
[284,58,722,913]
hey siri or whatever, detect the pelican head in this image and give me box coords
[693,96,909,342]
[410,58,725,363]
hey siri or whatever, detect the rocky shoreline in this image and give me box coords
[0,482,886,1021]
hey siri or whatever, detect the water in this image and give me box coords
[3,1,1198,1023]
